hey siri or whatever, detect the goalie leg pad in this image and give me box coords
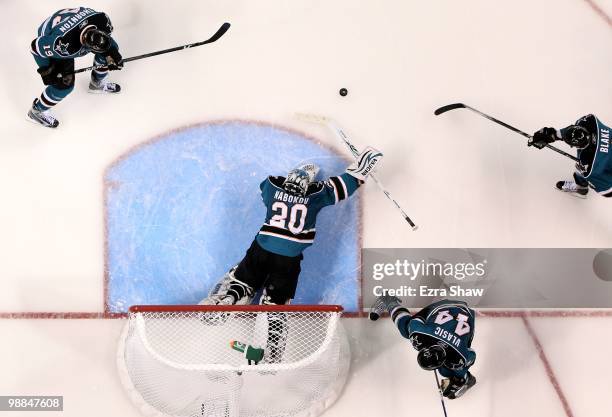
[226,278,254,305]
[199,266,254,305]
[258,289,289,364]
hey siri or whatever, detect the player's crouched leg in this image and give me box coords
[89,54,121,94]
[28,59,75,128]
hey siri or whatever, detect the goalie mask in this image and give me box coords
[283,168,311,196]
[81,26,111,53]
[417,344,447,371]
[563,125,593,149]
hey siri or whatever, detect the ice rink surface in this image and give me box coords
[1,0,611,416]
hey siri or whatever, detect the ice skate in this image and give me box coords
[442,372,477,399]
[555,180,588,199]
[197,293,234,325]
[88,78,121,94]
[199,294,235,306]
[26,101,59,128]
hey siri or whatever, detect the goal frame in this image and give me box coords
[129,304,344,313]
[118,303,350,417]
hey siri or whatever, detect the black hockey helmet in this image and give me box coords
[283,168,311,196]
[417,343,447,371]
[81,26,111,53]
[563,125,593,149]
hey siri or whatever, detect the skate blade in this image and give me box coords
[25,114,58,129]
[88,89,121,95]
[554,186,587,199]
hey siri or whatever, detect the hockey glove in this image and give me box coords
[529,127,559,149]
[346,146,383,181]
[105,45,124,71]
[369,295,402,321]
[37,64,57,85]
[37,60,74,89]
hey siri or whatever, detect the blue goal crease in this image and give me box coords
[104,121,361,313]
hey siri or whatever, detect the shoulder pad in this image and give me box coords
[268,176,286,188]
[85,12,114,33]
[576,114,598,134]
[305,181,324,196]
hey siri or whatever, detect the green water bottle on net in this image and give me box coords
[230,340,265,365]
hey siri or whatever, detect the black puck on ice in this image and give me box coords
[339,88,348,97]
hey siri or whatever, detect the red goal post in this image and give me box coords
[129,304,344,313]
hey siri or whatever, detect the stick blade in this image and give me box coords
[207,22,231,43]
[294,112,330,125]
[434,103,466,116]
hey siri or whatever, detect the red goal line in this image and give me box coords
[1,308,612,320]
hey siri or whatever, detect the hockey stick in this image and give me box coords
[296,113,418,230]
[434,370,449,417]
[71,22,231,75]
[434,103,580,163]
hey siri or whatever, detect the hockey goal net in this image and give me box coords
[117,305,350,417]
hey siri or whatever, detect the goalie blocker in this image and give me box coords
[345,146,384,181]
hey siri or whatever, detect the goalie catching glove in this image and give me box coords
[346,146,383,181]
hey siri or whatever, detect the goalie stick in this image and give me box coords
[296,113,418,231]
[69,22,231,75]
[434,103,579,163]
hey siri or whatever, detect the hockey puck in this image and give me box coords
[339,88,348,97]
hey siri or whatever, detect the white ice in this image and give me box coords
[0,0,611,416]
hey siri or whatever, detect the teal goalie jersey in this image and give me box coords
[255,173,361,257]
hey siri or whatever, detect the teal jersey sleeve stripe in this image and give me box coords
[320,172,362,206]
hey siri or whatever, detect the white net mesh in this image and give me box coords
[117,306,350,417]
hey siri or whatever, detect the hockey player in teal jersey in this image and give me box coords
[28,7,123,128]
[201,147,382,363]
[202,146,383,309]
[530,115,612,198]
[370,297,477,400]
